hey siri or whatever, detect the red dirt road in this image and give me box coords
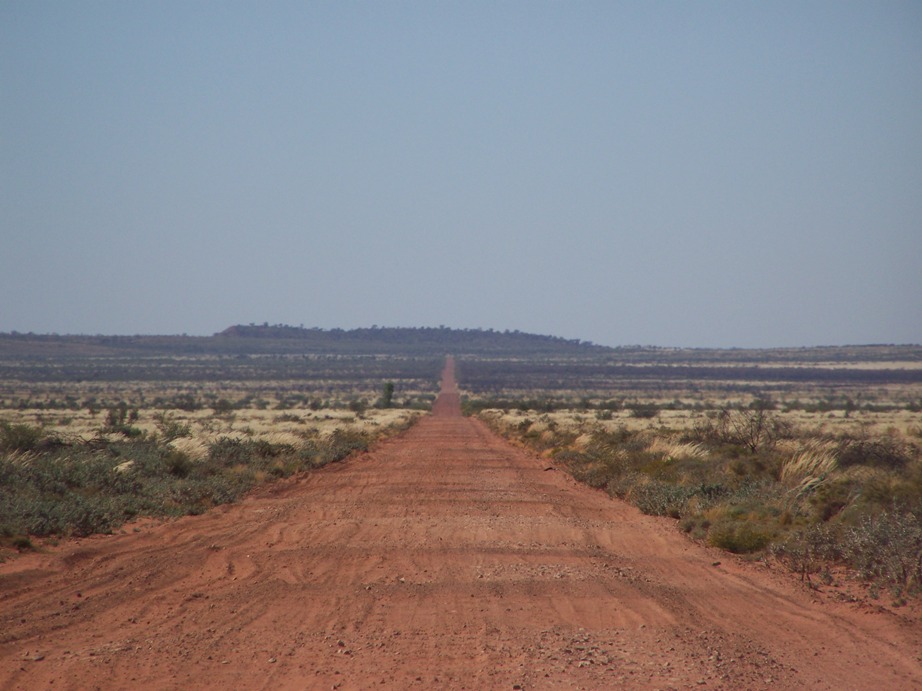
[1,358,921,689]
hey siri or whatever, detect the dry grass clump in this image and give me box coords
[648,438,709,461]
[168,436,209,462]
[572,433,595,449]
[781,444,838,495]
[261,431,310,447]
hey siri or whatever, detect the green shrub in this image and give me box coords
[323,428,370,462]
[101,403,142,437]
[347,399,368,414]
[632,481,698,518]
[0,423,44,452]
[170,393,200,412]
[153,412,192,442]
[207,437,252,466]
[771,524,841,581]
[680,515,711,540]
[690,408,790,453]
[164,450,193,478]
[708,521,772,554]
[212,398,236,415]
[836,437,913,471]
[841,510,922,594]
[628,403,659,419]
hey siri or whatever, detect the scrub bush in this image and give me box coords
[0,422,383,542]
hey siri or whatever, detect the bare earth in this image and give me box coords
[2,358,921,690]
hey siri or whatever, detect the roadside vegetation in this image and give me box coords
[479,399,922,603]
[0,396,422,552]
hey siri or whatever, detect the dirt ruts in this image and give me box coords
[1,357,920,689]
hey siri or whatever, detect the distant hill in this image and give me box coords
[0,325,919,363]
[0,325,607,361]
[214,324,605,357]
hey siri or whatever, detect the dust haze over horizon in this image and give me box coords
[2,2,920,349]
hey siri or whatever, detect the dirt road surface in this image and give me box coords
[2,357,921,689]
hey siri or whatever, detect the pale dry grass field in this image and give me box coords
[483,406,921,445]
[0,404,422,459]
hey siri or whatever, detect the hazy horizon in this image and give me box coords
[3,2,920,349]
[2,322,919,351]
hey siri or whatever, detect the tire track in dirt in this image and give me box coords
[1,357,920,689]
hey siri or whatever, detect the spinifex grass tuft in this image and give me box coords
[781,446,838,496]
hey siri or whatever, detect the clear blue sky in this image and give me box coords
[2,2,920,347]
